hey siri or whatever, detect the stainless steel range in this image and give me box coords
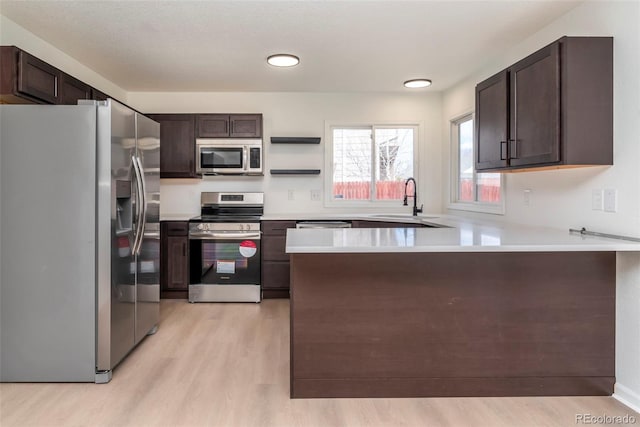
[188,192,263,303]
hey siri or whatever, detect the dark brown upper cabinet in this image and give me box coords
[230,114,262,137]
[1,45,114,107]
[197,114,229,137]
[1,46,60,104]
[59,73,92,105]
[475,36,613,172]
[91,87,109,101]
[197,114,262,138]
[475,70,509,170]
[148,114,199,179]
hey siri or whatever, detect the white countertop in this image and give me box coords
[160,214,194,222]
[284,215,640,253]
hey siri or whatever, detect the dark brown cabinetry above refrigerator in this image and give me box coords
[59,73,92,105]
[148,114,199,179]
[475,36,613,172]
[160,221,189,299]
[1,47,60,104]
[197,114,262,138]
[1,46,118,106]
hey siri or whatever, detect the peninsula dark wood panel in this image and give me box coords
[290,251,616,398]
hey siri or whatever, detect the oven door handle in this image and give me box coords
[189,232,261,240]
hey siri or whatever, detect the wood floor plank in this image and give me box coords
[0,300,637,427]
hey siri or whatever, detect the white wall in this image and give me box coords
[128,92,442,216]
[0,15,127,102]
[442,1,640,411]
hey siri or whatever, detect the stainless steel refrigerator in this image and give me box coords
[0,99,160,383]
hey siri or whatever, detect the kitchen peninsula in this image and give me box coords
[286,217,640,399]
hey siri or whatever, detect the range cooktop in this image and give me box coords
[189,215,262,223]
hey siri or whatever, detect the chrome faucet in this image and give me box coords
[403,177,423,216]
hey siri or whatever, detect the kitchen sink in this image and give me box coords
[368,214,449,228]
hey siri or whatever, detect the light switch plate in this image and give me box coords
[592,189,604,211]
[523,189,532,206]
[604,188,617,213]
[310,190,321,201]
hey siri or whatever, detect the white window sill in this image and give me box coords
[448,201,505,215]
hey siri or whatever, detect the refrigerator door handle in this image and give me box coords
[134,155,148,255]
[131,155,145,255]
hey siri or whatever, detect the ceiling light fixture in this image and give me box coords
[404,79,432,88]
[267,54,300,67]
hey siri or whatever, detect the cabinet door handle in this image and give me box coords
[224,121,228,133]
[182,242,186,257]
[509,139,518,159]
[230,120,234,134]
[500,141,507,160]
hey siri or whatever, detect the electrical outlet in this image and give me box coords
[523,189,532,207]
[310,190,321,201]
[592,189,603,211]
[288,190,295,201]
[604,188,617,213]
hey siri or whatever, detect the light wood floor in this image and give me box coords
[1,299,637,427]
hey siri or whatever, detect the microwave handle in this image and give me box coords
[243,146,248,171]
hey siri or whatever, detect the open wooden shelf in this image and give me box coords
[270,137,321,144]
[270,169,321,176]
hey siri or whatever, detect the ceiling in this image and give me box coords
[0,1,582,93]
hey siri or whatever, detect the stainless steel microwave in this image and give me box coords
[196,139,263,175]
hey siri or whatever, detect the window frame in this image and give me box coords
[449,112,505,215]
[324,121,420,208]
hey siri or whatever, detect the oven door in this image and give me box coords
[189,231,261,286]
[197,145,246,174]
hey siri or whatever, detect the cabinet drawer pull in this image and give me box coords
[500,141,507,160]
[509,139,518,159]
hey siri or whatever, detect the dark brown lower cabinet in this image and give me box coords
[261,220,297,298]
[161,221,189,299]
[260,220,429,298]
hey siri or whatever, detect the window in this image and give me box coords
[328,125,417,204]
[450,114,504,214]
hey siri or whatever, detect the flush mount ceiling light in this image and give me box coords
[267,54,300,67]
[404,79,432,88]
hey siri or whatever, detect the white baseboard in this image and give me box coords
[614,383,640,414]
